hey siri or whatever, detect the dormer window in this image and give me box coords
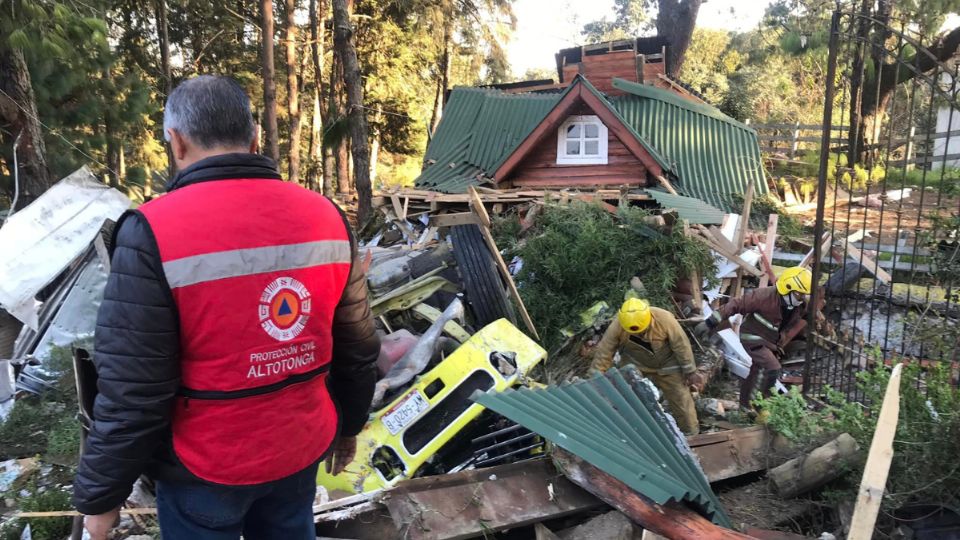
[556,115,608,165]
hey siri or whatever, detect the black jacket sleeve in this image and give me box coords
[329,226,380,437]
[73,211,181,515]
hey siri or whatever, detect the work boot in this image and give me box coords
[739,365,760,409]
[761,369,782,398]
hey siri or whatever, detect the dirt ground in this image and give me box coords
[795,186,959,246]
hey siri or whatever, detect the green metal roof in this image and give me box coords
[417,88,560,193]
[415,77,766,213]
[610,78,767,211]
[645,189,725,225]
[471,366,731,527]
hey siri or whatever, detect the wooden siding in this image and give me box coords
[508,128,650,189]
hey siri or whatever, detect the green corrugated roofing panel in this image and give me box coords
[645,189,725,225]
[472,366,732,527]
[610,78,767,212]
[417,87,561,193]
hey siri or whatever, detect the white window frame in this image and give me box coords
[556,115,608,165]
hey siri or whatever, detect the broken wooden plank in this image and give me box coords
[18,508,158,518]
[553,449,752,539]
[687,426,772,483]
[758,214,778,288]
[799,233,832,268]
[732,182,755,298]
[691,233,764,278]
[655,174,680,196]
[430,212,480,228]
[383,458,601,540]
[390,193,405,221]
[841,242,893,284]
[467,185,493,228]
[848,363,903,540]
[768,433,859,498]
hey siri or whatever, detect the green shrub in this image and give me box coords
[505,202,715,351]
[756,363,960,511]
[45,415,81,465]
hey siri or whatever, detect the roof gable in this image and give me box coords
[492,75,667,183]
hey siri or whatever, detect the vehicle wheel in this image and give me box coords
[450,225,516,327]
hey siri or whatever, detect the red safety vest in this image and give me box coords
[139,178,351,485]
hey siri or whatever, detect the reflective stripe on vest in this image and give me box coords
[140,178,351,485]
[752,313,779,333]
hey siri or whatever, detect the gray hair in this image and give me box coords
[163,75,256,149]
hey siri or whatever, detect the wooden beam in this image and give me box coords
[467,185,492,228]
[683,221,702,315]
[390,194,404,221]
[383,458,602,540]
[732,182,755,297]
[687,426,771,483]
[691,233,763,278]
[429,212,480,228]
[841,242,893,284]
[468,187,540,340]
[553,449,753,540]
[758,214,778,288]
[848,363,903,540]
[799,233,832,268]
[655,174,679,196]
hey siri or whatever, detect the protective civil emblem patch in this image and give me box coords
[258,277,312,341]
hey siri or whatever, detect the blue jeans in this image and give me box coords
[156,461,319,540]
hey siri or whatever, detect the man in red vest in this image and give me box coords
[74,75,380,539]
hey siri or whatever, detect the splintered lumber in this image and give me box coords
[768,433,859,498]
[840,242,893,284]
[799,233,832,268]
[553,449,752,540]
[429,212,479,228]
[758,214,778,287]
[848,363,903,540]
[468,186,540,340]
[691,231,763,278]
[688,425,771,483]
[732,183,755,298]
[655,174,680,196]
[683,221,702,314]
[383,458,601,539]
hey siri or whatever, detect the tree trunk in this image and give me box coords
[155,0,174,178]
[261,0,281,162]
[307,0,325,190]
[847,0,870,167]
[429,23,451,136]
[858,10,960,163]
[768,433,859,498]
[285,0,302,183]
[655,0,703,78]
[332,0,371,222]
[0,48,51,208]
[330,43,350,195]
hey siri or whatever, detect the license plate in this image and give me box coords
[382,391,429,435]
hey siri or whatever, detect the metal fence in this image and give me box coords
[803,6,960,401]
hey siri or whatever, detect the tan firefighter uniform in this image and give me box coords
[592,306,699,435]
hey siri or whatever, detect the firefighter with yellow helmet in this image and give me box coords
[703,266,814,409]
[593,298,701,435]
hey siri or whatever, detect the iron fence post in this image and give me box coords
[804,8,842,394]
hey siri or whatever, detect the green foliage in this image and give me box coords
[744,193,804,239]
[755,387,820,442]
[0,401,68,459]
[756,363,960,510]
[503,202,715,351]
[45,415,81,465]
[1,484,73,540]
[581,0,649,43]
[680,29,736,105]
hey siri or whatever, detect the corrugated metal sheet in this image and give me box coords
[472,366,731,527]
[417,88,561,193]
[611,78,767,211]
[645,189,725,225]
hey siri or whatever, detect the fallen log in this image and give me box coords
[553,449,753,540]
[768,433,859,498]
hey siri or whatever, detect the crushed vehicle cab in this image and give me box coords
[317,319,546,494]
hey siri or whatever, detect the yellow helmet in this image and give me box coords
[776,266,813,296]
[618,298,652,334]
